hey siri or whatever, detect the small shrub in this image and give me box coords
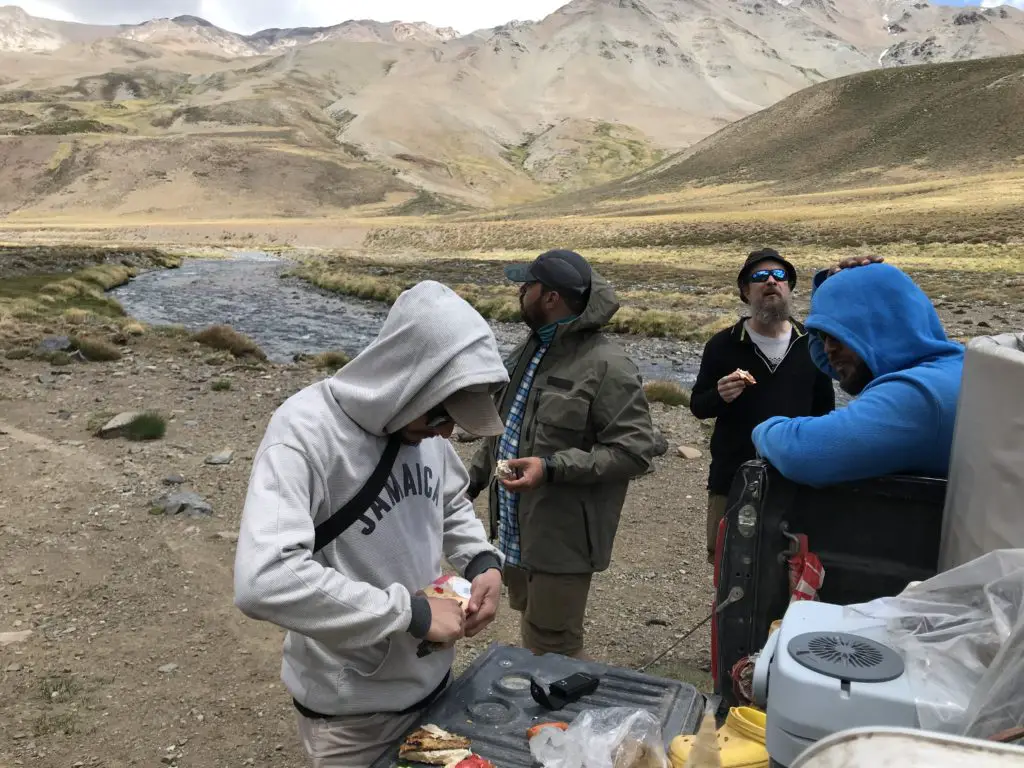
[86,411,115,433]
[313,350,350,370]
[192,324,266,360]
[62,308,91,325]
[211,379,232,391]
[71,336,122,362]
[153,324,191,339]
[644,380,691,407]
[5,347,31,360]
[45,351,73,366]
[123,412,166,441]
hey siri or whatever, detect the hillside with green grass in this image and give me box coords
[554,53,1024,209]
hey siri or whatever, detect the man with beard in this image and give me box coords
[690,248,835,562]
[467,249,657,660]
[752,261,965,486]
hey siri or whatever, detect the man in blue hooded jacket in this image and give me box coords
[751,262,965,487]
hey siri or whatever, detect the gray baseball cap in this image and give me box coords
[503,249,592,298]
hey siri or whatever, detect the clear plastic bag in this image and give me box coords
[843,548,1024,738]
[529,707,669,768]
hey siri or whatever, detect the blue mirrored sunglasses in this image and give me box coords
[749,268,789,283]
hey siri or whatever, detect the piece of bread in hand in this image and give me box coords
[735,368,757,385]
[495,459,516,480]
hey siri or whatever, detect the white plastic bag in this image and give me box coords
[529,707,669,768]
[843,548,1024,737]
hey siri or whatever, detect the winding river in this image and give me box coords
[110,252,704,386]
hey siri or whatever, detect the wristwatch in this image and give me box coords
[543,456,556,483]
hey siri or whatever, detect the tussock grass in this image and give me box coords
[152,324,191,339]
[296,258,742,341]
[0,246,181,344]
[71,336,122,361]
[86,411,115,434]
[44,351,74,366]
[313,350,351,370]
[291,239,1023,347]
[644,380,692,407]
[123,321,147,336]
[62,307,91,325]
[192,325,266,360]
[211,379,232,391]
[123,412,167,441]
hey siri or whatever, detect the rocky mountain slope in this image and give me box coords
[1,1,1024,216]
[523,52,1024,215]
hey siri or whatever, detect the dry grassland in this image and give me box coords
[2,171,1022,348]
[294,239,1024,344]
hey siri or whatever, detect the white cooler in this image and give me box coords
[752,600,964,768]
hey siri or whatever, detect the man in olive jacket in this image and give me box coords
[468,249,657,659]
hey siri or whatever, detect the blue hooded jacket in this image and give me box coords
[751,263,965,487]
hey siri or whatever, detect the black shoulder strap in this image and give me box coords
[313,434,403,553]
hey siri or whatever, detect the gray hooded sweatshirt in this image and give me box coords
[233,280,508,717]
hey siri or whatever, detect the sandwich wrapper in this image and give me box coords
[417,575,472,657]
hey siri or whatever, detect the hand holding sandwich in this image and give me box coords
[717,368,757,403]
[464,568,501,637]
[424,596,466,644]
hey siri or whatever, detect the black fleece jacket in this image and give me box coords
[690,318,836,495]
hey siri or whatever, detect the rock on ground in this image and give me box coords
[151,490,213,517]
[205,449,234,465]
[97,411,142,438]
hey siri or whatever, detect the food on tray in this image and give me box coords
[734,369,756,386]
[495,459,517,481]
[453,756,495,768]
[526,721,570,740]
[399,724,473,766]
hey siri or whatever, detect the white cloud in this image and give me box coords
[981,1,1024,8]
[12,0,571,34]
[195,0,570,34]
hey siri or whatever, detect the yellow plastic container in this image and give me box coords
[669,707,769,768]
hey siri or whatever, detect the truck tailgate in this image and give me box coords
[370,642,705,767]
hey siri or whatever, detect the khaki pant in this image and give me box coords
[296,709,421,768]
[504,565,593,658]
[707,493,729,564]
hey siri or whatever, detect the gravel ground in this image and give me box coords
[0,332,715,768]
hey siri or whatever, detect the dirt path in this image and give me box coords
[0,335,714,767]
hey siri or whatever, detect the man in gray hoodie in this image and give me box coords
[234,281,510,768]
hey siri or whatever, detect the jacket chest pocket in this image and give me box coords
[532,390,592,452]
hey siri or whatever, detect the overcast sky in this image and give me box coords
[13,0,571,34]
[11,0,1023,35]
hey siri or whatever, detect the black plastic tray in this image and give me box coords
[370,643,705,768]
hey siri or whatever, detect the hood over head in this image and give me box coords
[561,270,620,334]
[805,263,963,381]
[327,280,509,436]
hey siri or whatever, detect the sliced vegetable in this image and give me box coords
[527,721,570,740]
